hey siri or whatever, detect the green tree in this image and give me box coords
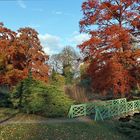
[49,46,80,84]
[50,68,65,87]
[11,77,74,117]
[63,64,74,84]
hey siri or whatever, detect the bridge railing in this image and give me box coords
[68,98,140,121]
[93,100,140,120]
[105,98,126,105]
[68,103,96,118]
[68,98,127,118]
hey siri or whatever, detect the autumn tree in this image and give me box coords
[79,0,140,96]
[0,23,49,87]
[17,27,49,82]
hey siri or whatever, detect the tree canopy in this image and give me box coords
[79,0,140,95]
[0,24,49,87]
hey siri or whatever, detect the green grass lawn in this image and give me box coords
[0,108,18,122]
[0,122,129,140]
[0,108,129,140]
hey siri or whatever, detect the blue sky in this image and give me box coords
[0,0,89,54]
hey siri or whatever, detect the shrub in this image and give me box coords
[11,78,74,117]
[118,114,140,140]
[50,71,65,87]
[0,86,12,107]
[42,85,74,117]
[130,88,140,97]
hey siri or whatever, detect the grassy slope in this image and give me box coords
[0,122,129,140]
[0,108,18,122]
[0,108,129,140]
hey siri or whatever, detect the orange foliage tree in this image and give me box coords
[79,0,140,96]
[0,23,49,87]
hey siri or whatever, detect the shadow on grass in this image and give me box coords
[0,112,19,124]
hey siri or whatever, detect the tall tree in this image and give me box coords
[49,46,80,84]
[0,24,49,87]
[49,47,80,73]
[79,0,140,95]
[17,27,49,83]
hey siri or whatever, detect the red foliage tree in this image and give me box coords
[79,0,140,96]
[0,24,49,87]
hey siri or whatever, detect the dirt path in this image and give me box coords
[0,116,93,125]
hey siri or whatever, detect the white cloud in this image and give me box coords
[38,32,90,55]
[72,31,79,35]
[69,32,90,45]
[43,47,52,55]
[39,33,63,55]
[17,0,26,9]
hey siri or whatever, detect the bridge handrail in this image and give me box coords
[94,100,140,120]
[68,98,127,118]
[68,98,140,120]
